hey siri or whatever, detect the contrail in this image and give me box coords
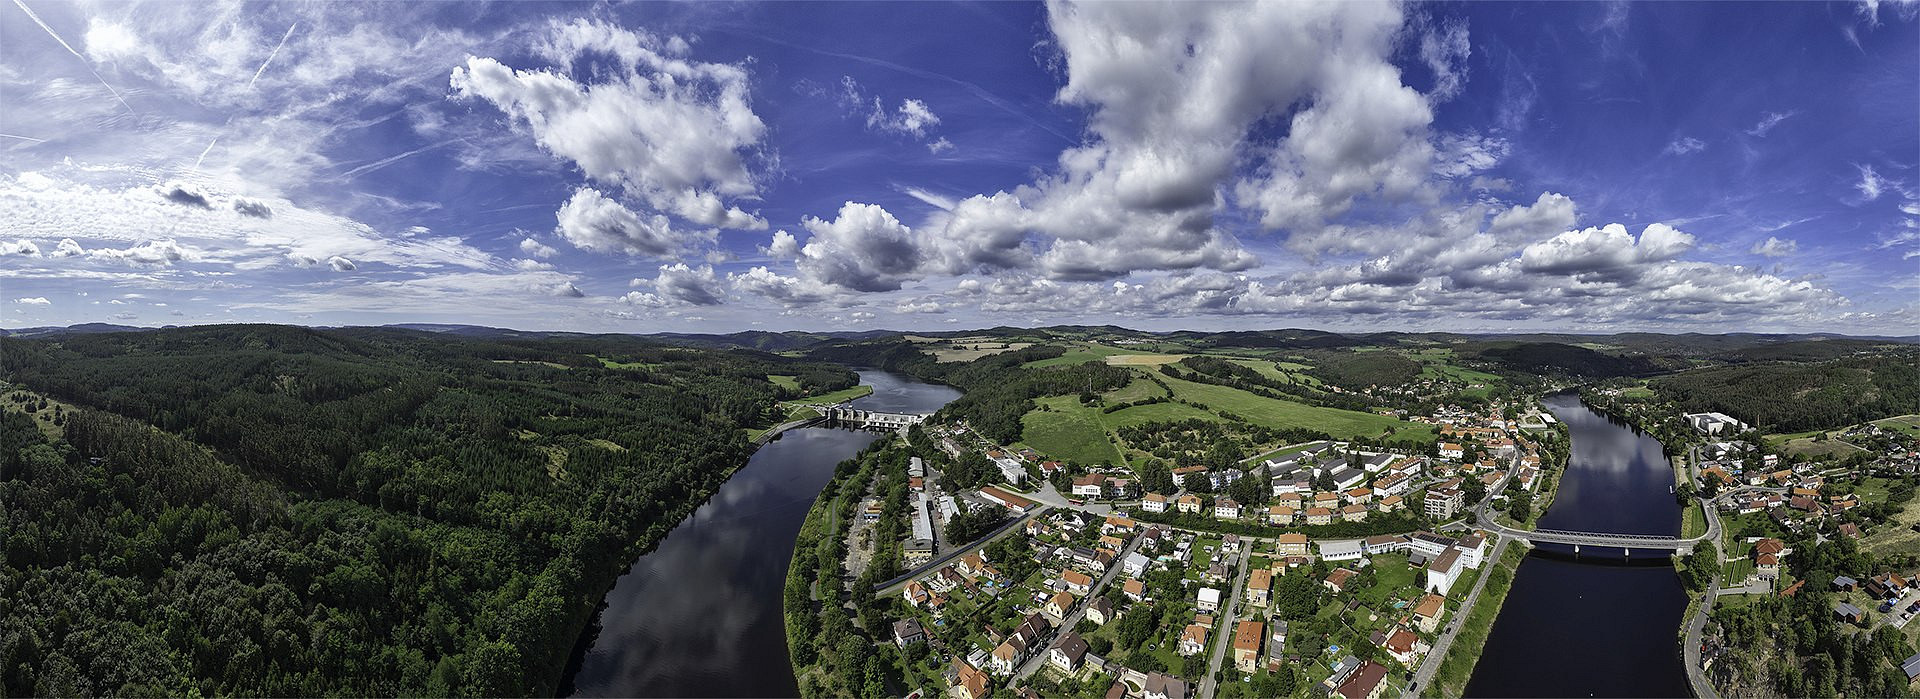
[336,138,462,180]
[247,22,298,90]
[11,0,133,113]
[0,133,48,143]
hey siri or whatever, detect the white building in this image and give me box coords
[1197,587,1223,613]
[1426,548,1464,595]
[1685,412,1750,436]
[1318,539,1364,562]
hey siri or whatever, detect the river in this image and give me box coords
[1463,393,1691,697]
[561,370,958,698]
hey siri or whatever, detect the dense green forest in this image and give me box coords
[1651,356,1920,432]
[0,325,854,696]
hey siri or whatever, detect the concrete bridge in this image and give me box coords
[821,405,930,429]
[1509,528,1698,555]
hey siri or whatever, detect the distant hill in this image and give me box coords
[0,322,148,337]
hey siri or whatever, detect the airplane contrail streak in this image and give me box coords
[11,0,133,113]
[0,133,48,143]
[247,22,299,90]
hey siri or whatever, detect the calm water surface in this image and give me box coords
[1463,393,1690,698]
[562,371,958,697]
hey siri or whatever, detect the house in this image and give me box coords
[1834,601,1865,624]
[1334,660,1391,699]
[1214,497,1242,520]
[1382,627,1426,667]
[1176,494,1205,514]
[1411,594,1445,633]
[1222,534,1242,554]
[1276,532,1311,556]
[1902,652,1920,685]
[1838,522,1863,540]
[1426,548,1464,595]
[1306,506,1336,525]
[894,618,926,647]
[1050,631,1090,672]
[1324,568,1357,593]
[990,636,1028,675]
[1197,587,1223,613]
[1143,671,1189,699]
[953,659,991,699]
[1246,569,1273,606]
[1407,532,1458,559]
[1086,597,1116,626]
[1205,563,1229,584]
[1178,624,1209,656]
[1073,473,1106,499]
[1046,591,1076,620]
[1267,621,1289,668]
[1314,491,1343,509]
[1756,553,1780,578]
[1232,620,1265,673]
[1833,575,1858,591]
[1340,503,1369,522]
[904,580,930,607]
[1123,578,1147,601]
[1268,504,1300,526]
[1779,580,1805,597]
[1377,494,1404,512]
[1141,492,1171,513]
[1325,655,1362,690]
[1062,569,1094,594]
[1438,443,1464,459]
[1345,487,1375,504]
[1123,551,1153,578]
[1331,468,1368,490]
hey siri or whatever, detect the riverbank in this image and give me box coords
[1423,542,1524,696]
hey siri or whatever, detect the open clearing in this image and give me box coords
[1872,414,1920,438]
[928,341,1032,362]
[1156,373,1434,443]
[767,374,802,390]
[1103,353,1191,366]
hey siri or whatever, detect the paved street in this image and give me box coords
[1198,544,1253,699]
[1402,534,1510,698]
[1013,534,1145,682]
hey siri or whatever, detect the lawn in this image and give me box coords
[1104,401,1221,429]
[1230,358,1320,386]
[1022,395,1127,466]
[767,374,802,391]
[1024,350,1104,369]
[1722,560,1754,582]
[1106,353,1193,366]
[1158,374,1435,443]
[788,384,876,405]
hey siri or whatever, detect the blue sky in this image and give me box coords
[2,0,1915,334]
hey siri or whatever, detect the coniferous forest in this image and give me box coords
[0,325,854,697]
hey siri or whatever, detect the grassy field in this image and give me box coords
[1103,400,1220,430]
[0,387,75,439]
[1872,415,1920,438]
[1021,395,1127,466]
[1157,374,1434,443]
[1103,374,1170,402]
[929,341,1032,363]
[788,384,875,405]
[1419,361,1503,399]
[1768,435,1869,459]
[1105,353,1191,366]
[767,374,802,391]
[1864,489,1920,556]
[1229,358,1321,386]
[593,356,659,370]
[1425,543,1524,698]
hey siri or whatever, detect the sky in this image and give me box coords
[2,0,1916,335]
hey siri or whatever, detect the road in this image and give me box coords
[1401,534,1511,698]
[1198,544,1253,699]
[1684,587,1720,699]
[1013,534,1146,682]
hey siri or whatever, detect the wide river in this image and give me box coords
[1464,393,1691,697]
[562,371,959,697]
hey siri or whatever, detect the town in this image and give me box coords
[821,396,1564,699]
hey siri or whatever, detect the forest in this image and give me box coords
[1650,356,1920,432]
[0,325,854,697]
